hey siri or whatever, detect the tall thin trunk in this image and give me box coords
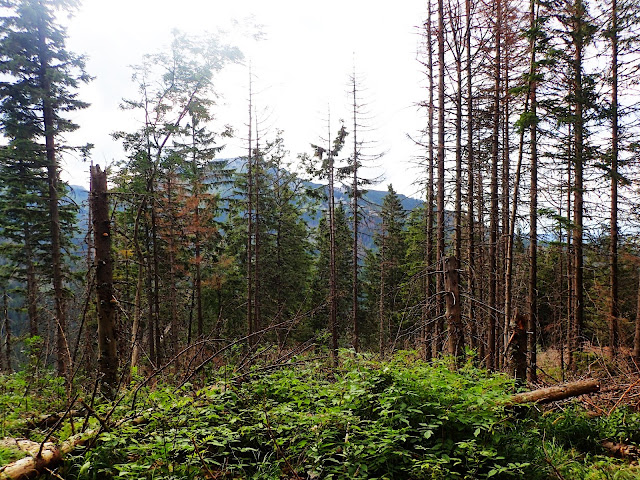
[192,122,204,339]
[465,0,476,352]
[351,73,360,353]
[246,73,254,345]
[573,0,585,359]
[166,174,178,359]
[379,231,386,357]
[37,17,67,378]
[487,0,502,371]
[445,256,464,363]
[566,128,574,370]
[145,224,155,364]
[609,0,619,358]
[454,37,463,262]
[501,47,511,364]
[254,108,261,334]
[151,185,161,364]
[3,291,11,373]
[527,0,539,383]
[25,228,39,337]
[130,198,146,371]
[328,120,339,366]
[436,0,446,356]
[425,0,435,360]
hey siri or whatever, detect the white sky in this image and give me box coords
[63,0,427,197]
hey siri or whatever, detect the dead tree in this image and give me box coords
[91,165,118,398]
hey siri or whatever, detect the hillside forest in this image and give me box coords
[1,0,640,478]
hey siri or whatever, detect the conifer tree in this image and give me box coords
[0,0,90,376]
[364,185,407,356]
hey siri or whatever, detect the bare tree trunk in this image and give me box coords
[3,290,11,373]
[424,0,435,360]
[379,236,386,358]
[609,0,619,358]
[130,199,146,371]
[506,310,527,382]
[166,174,179,360]
[436,0,446,356]
[445,256,464,363]
[25,234,39,337]
[91,165,118,398]
[191,122,204,340]
[573,0,586,362]
[510,379,599,405]
[465,0,476,352]
[454,31,463,262]
[37,20,67,379]
[246,74,254,346]
[254,112,262,336]
[528,0,539,383]
[150,185,162,365]
[351,73,360,353]
[566,140,574,370]
[328,127,339,366]
[487,0,502,371]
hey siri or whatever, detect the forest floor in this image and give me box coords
[1,351,640,479]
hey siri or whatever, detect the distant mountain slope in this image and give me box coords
[67,162,425,250]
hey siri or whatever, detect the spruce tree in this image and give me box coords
[0,0,90,376]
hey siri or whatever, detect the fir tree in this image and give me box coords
[0,0,90,375]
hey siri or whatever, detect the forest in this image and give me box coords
[1,0,640,478]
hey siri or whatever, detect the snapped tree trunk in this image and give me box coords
[506,310,527,383]
[91,165,118,398]
[444,256,464,364]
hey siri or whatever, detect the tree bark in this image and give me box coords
[609,0,619,358]
[572,0,586,363]
[465,0,476,353]
[436,0,446,356]
[506,310,527,383]
[3,291,11,373]
[528,0,539,383]
[424,0,435,360]
[351,73,360,353]
[510,379,600,405]
[37,15,67,379]
[445,256,464,363]
[487,0,502,371]
[91,165,118,398]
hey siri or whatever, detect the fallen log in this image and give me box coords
[25,410,84,430]
[510,379,600,405]
[0,408,151,480]
[0,431,96,480]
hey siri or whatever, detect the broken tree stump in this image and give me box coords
[510,379,600,405]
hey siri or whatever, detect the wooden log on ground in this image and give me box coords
[510,379,600,405]
[0,431,96,480]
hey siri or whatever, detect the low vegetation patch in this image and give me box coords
[1,353,639,479]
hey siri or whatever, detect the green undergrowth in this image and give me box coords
[1,352,639,479]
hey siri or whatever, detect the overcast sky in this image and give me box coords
[63,0,427,197]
